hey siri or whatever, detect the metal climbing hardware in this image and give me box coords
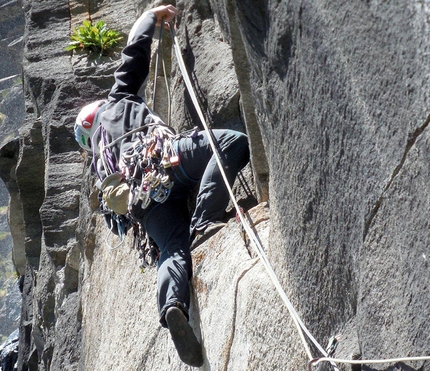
[325,335,340,357]
[132,223,160,271]
[90,114,183,250]
[120,123,178,211]
[93,113,201,251]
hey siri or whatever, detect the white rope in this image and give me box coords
[105,228,126,250]
[308,356,430,371]
[169,22,338,370]
[153,19,172,125]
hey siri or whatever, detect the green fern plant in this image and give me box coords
[65,20,123,56]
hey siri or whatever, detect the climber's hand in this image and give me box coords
[150,5,178,26]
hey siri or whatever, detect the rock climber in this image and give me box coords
[73,4,249,367]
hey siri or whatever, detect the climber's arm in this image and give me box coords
[128,5,178,43]
[108,11,156,98]
[108,5,178,99]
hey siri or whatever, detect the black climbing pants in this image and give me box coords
[135,129,249,327]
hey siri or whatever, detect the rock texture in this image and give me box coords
[0,0,25,344]
[0,0,429,370]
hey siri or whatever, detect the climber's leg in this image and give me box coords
[176,129,250,233]
[143,198,192,327]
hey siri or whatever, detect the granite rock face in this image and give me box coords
[0,0,429,370]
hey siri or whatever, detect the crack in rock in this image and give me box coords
[363,114,430,241]
[222,259,259,371]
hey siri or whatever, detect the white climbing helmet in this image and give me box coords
[74,100,107,152]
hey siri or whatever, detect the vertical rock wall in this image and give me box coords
[0,0,428,370]
[0,0,25,345]
[251,1,430,366]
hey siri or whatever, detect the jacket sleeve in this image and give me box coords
[108,11,157,99]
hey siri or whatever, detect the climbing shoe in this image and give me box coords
[190,222,227,251]
[165,307,204,367]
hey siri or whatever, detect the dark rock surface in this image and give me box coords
[0,0,428,370]
[0,0,25,347]
[0,279,21,343]
[0,329,19,371]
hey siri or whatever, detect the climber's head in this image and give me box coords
[74,100,107,152]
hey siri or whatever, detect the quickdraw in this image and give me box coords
[132,223,160,271]
[120,123,178,211]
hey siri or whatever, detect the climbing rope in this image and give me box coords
[167,21,338,370]
[164,19,430,371]
[153,18,172,125]
[308,355,430,371]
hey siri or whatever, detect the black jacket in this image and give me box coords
[100,11,158,170]
[96,11,161,234]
